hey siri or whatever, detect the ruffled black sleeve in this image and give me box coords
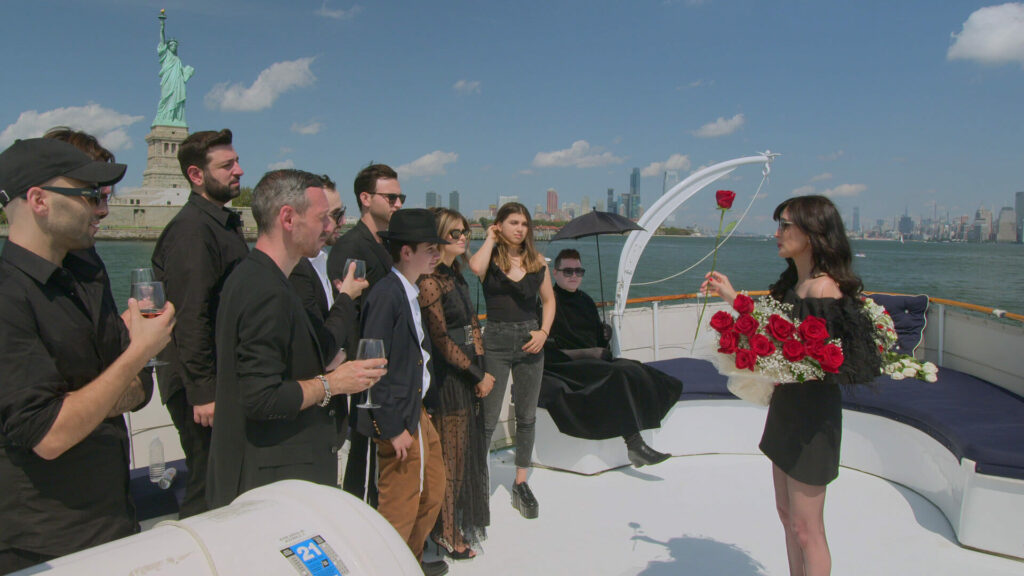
[787,293,882,387]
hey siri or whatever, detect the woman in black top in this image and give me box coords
[417,208,492,559]
[702,195,879,576]
[468,202,555,519]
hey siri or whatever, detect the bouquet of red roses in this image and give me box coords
[704,292,845,405]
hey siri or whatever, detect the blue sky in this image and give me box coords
[2,1,1022,233]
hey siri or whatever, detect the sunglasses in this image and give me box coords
[447,228,466,240]
[329,206,346,224]
[777,218,795,232]
[41,186,110,205]
[372,192,406,206]
[557,267,586,277]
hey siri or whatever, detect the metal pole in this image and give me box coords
[596,235,606,323]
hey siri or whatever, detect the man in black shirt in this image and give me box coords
[0,138,175,573]
[151,129,248,517]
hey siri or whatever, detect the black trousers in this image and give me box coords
[166,389,213,518]
[342,429,378,507]
[0,548,54,574]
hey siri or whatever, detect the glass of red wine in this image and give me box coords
[130,280,168,367]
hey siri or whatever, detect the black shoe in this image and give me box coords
[511,481,539,519]
[627,442,671,468]
[421,559,449,576]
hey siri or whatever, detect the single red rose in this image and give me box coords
[735,348,757,371]
[798,316,829,342]
[749,333,776,357]
[734,314,760,337]
[718,330,739,354]
[732,293,755,315]
[766,314,795,341]
[820,343,845,373]
[805,339,826,362]
[710,310,735,333]
[716,189,736,209]
[781,339,806,362]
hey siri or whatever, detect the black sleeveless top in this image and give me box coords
[482,260,545,323]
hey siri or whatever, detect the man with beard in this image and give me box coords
[326,164,404,503]
[151,129,248,517]
[0,138,175,572]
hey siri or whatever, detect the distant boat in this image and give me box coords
[855,252,867,258]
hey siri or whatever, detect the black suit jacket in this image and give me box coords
[288,256,359,362]
[207,250,344,509]
[353,271,433,440]
[326,219,392,304]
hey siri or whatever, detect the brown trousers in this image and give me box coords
[374,408,446,560]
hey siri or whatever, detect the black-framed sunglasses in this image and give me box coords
[41,186,109,204]
[372,192,406,206]
[329,206,346,224]
[777,218,795,232]
[447,228,466,240]
[557,267,586,277]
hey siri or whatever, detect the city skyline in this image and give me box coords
[2,2,1023,235]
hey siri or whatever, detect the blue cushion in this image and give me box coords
[869,293,929,354]
[647,357,730,399]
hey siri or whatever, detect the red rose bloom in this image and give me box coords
[805,340,826,362]
[734,314,759,336]
[798,316,829,342]
[781,339,806,362]
[732,293,754,315]
[749,333,776,357]
[735,348,757,371]
[716,189,736,209]
[718,331,739,354]
[710,310,735,333]
[820,343,844,373]
[766,314,795,341]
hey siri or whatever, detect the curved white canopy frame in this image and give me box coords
[611,153,778,352]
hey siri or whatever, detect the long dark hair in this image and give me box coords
[769,195,863,301]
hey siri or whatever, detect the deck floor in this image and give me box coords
[433,449,1024,576]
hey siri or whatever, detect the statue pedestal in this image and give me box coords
[142,125,190,190]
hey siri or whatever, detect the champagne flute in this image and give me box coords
[131,280,168,367]
[355,338,384,409]
[344,258,366,281]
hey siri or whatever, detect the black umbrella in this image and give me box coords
[550,209,645,320]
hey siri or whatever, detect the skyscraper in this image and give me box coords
[425,191,439,208]
[546,188,558,215]
[581,195,591,213]
[1016,191,1023,243]
[448,190,459,212]
[626,168,642,220]
[852,207,861,234]
[607,188,616,215]
[997,207,1017,243]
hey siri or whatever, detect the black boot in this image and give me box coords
[624,433,671,468]
[511,481,539,519]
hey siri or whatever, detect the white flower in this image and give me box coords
[901,358,915,367]
[925,373,938,383]
[887,363,901,373]
[891,371,906,380]
[902,367,917,378]
[923,362,938,374]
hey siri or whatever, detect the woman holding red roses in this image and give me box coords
[701,195,879,576]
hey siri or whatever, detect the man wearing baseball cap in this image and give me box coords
[0,138,176,572]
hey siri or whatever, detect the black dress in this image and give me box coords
[758,290,881,486]
[417,264,489,551]
[539,286,684,440]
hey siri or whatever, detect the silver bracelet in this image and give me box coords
[317,374,331,407]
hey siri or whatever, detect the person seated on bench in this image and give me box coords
[539,249,683,467]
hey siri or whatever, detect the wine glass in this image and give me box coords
[355,338,384,409]
[344,258,366,281]
[130,267,155,284]
[130,280,168,367]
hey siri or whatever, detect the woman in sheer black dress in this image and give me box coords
[417,208,492,559]
[701,195,880,576]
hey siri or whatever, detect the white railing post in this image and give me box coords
[937,303,945,367]
[652,301,660,361]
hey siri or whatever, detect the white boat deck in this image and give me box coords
[445,448,1023,576]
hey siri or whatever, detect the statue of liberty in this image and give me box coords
[154,10,194,127]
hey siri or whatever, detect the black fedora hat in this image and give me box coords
[0,138,127,207]
[377,208,449,244]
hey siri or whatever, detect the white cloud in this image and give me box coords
[948,3,1024,66]
[453,80,481,95]
[822,183,866,198]
[291,121,322,135]
[818,150,845,161]
[641,153,691,177]
[315,1,362,20]
[398,151,459,178]
[693,113,745,138]
[810,172,833,182]
[532,140,625,168]
[791,185,816,196]
[0,103,144,150]
[268,159,295,170]
[205,58,316,112]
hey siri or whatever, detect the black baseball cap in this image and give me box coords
[0,138,127,207]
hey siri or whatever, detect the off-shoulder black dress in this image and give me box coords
[758,290,880,486]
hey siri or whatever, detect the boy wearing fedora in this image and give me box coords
[355,208,449,575]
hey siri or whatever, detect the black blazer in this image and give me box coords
[207,250,344,509]
[326,220,392,302]
[289,256,359,361]
[353,271,432,440]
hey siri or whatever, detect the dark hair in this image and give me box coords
[177,129,233,179]
[493,202,545,274]
[353,163,398,212]
[43,127,115,162]
[320,173,336,190]
[553,248,581,270]
[385,239,422,263]
[769,195,863,301]
[251,169,323,233]
[430,207,471,273]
